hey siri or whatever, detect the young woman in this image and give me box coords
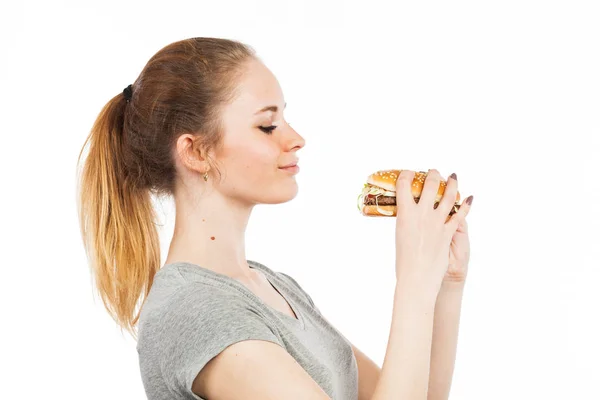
[76,37,473,400]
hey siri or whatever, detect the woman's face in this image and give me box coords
[209,59,306,206]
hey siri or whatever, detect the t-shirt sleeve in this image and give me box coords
[157,287,284,399]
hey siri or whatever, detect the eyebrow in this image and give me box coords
[255,102,287,115]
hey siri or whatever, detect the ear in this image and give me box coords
[176,134,210,174]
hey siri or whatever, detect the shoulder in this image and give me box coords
[138,265,285,397]
[138,264,278,345]
[146,274,266,330]
[137,264,284,358]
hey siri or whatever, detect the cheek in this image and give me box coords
[223,139,279,177]
[240,138,278,163]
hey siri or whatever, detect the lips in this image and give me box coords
[279,162,300,174]
[279,160,299,169]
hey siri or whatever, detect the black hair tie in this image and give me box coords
[123,84,133,102]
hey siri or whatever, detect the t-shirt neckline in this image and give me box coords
[162,261,306,330]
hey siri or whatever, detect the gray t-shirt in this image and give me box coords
[136,260,359,400]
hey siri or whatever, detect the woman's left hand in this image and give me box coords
[444,217,470,284]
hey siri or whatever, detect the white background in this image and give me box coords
[1,1,599,399]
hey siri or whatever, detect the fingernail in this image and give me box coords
[449,173,457,180]
[466,195,474,205]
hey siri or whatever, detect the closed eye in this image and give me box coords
[259,125,277,134]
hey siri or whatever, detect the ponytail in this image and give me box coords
[76,92,160,340]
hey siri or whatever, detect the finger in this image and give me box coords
[446,195,473,229]
[419,169,442,207]
[436,172,459,219]
[449,216,467,233]
[458,218,468,234]
[395,169,417,207]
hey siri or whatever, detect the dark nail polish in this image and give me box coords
[466,195,473,205]
[449,173,457,180]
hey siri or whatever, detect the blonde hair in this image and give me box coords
[75,37,257,339]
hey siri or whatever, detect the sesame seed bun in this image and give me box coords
[358,169,461,218]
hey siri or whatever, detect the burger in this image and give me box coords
[357,169,461,220]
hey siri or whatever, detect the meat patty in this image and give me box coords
[364,195,460,215]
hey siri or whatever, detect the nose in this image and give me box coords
[282,124,305,152]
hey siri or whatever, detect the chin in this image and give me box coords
[259,181,299,205]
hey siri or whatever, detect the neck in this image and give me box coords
[165,187,255,280]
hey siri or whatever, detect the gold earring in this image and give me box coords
[203,171,209,181]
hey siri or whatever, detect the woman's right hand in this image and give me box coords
[394,169,472,296]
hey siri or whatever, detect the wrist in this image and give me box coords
[436,282,465,305]
[394,279,440,307]
[440,280,466,292]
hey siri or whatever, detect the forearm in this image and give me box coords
[371,283,438,400]
[427,283,465,400]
